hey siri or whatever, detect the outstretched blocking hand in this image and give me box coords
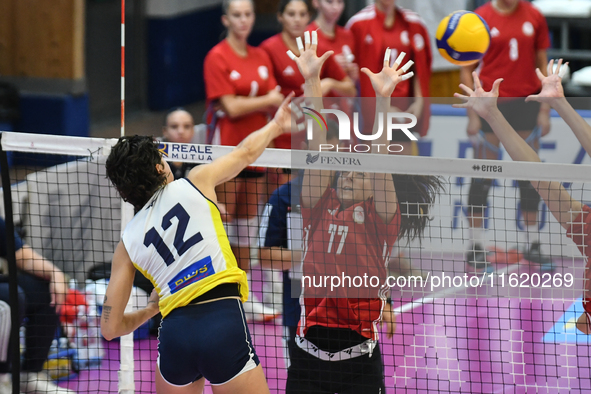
[271,92,296,133]
[287,31,334,81]
[360,49,415,98]
[454,72,503,120]
[526,58,568,104]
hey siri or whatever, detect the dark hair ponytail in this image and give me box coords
[393,174,444,241]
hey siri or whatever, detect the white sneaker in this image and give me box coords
[242,294,278,323]
[20,371,75,394]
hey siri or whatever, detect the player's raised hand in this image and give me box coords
[454,72,503,119]
[287,31,334,81]
[526,59,568,104]
[271,92,296,133]
[360,49,414,98]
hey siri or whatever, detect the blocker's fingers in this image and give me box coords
[547,58,554,77]
[558,62,569,79]
[491,78,503,95]
[311,30,318,46]
[360,67,374,78]
[383,48,391,66]
[287,50,297,61]
[472,72,482,90]
[400,60,414,73]
[458,83,474,95]
[535,68,545,81]
[454,92,468,100]
[394,52,406,68]
[400,71,414,81]
[555,58,563,75]
[296,36,304,53]
[304,31,311,49]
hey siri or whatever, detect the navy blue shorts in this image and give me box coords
[157,298,260,386]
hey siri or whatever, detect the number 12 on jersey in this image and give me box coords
[144,203,203,266]
[327,224,348,254]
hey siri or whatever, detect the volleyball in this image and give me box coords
[436,10,491,66]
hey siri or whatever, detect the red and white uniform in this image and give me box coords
[306,21,355,74]
[346,5,432,136]
[475,1,550,97]
[299,188,401,340]
[260,34,348,149]
[204,40,277,147]
[566,204,591,322]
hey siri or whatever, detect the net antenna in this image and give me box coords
[118,1,135,393]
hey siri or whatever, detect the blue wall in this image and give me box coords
[12,93,89,166]
[147,7,224,110]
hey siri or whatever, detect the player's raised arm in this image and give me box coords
[359,49,415,223]
[454,72,582,230]
[289,31,335,209]
[187,93,293,198]
[527,59,591,157]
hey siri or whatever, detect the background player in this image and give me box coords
[461,0,552,271]
[308,0,358,82]
[454,60,591,334]
[260,0,356,152]
[204,0,283,321]
[346,0,431,147]
[101,91,293,393]
[161,108,198,180]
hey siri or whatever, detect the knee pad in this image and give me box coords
[518,180,540,212]
[468,178,493,213]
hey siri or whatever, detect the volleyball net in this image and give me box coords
[1,102,590,393]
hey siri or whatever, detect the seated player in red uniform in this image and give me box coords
[455,59,591,334]
[285,32,441,393]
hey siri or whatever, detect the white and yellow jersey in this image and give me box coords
[121,178,248,318]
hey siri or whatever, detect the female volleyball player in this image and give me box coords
[204,0,282,321]
[454,59,591,334]
[308,0,358,81]
[101,92,293,394]
[260,0,356,150]
[345,0,431,141]
[161,108,197,180]
[285,31,440,393]
[461,0,552,270]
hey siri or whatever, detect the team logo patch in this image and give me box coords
[491,27,500,38]
[401,30,410,46]
[230,70,241,80]
[522,21,534,36]
[168,256,215,294]
[353,206,365,224]
[413,33,425,51]
[365,34,373,44]
[283,65,295,76]
[258,66,269,80]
